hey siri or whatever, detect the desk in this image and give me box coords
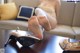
[5,36,80,53]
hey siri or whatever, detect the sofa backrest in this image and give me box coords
[7,0,80,27]
[57,1,75,26]
[72,2,80,27]
[7,0,40,8]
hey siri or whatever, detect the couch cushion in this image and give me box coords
[0,3,18,20]
[7,0,40,8]
[72,2,80,27]
[57,1,75,26]
[72,27,80,40]
[0,20,28,31]
[45,25,75,38]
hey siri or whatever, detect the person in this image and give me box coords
[28,0,61,40]
[7,0,61,47]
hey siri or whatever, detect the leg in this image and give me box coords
[37,16,51,31]
[35,8,51,31]
[46,13,57,29]
[35,8,57,30]
[28,16,43,39]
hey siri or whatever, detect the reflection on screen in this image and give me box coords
[19,7,33,18]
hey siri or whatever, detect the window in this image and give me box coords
[62,0,80,2]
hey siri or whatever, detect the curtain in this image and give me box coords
[0,0,4,4]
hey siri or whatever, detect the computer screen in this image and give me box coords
[17,6,34,20]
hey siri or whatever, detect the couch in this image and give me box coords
[0,0,80,48]
[45,1,80,40]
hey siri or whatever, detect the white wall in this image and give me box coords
[62,0,79,1]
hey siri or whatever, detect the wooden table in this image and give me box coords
[5,35,80,53]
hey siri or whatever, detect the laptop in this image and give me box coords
[16,6,34,21]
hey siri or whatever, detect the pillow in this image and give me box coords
[16,6,34,21]
[0,3,18,20]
